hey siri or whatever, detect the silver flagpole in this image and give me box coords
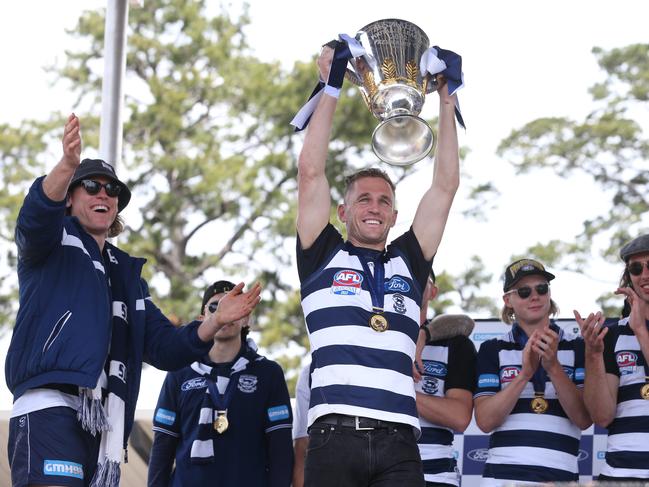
[98,0,130,169]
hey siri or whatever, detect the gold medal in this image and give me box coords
[369,314,388,332]
[641,383,649,400]
[213,411,229,433]
[530,396,548,414]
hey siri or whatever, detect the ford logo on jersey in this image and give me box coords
[467,448,489,462]
[181,377,207,391]
[385,276,410,293]
[332,270,363,295]
[423,360,447,377]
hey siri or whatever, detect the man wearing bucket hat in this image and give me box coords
[5,114,261,487]
[474,258,590,485]
[575,234,649,481]
[148,280,293,487]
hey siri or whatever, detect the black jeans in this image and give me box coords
[305,420,425,487]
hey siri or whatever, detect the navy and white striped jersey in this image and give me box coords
[151,353,293,486]
[474,323,585,485]
[600,317,649,479]
[297,223,431,432]
[416,334,476,486]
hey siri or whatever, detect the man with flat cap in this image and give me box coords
[148,280,293,487]
[5,114,261,487]
[576,234,649,481]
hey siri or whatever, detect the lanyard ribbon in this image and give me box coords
[204,353,250,411]
[512,323,554,395]
[348,245,386,313]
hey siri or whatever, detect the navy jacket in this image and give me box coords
[5,176,212,446]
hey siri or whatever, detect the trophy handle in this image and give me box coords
[424,73,441,94]
[345,68,363,86]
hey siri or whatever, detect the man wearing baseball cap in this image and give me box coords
[148,280,293,487]
[576,234,649,481]
[5,114,262,487]
[474,258,590,484]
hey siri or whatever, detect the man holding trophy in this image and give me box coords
[294,20,461,487]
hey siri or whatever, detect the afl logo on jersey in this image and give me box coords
[616,351,638,375]
[331,270,363,295]
[500,366,520,382]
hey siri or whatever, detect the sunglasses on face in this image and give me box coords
[207,301,220,313]
[505,283,549,299]
[628,261,649,276]
[80,179,122,198]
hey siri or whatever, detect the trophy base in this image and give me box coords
[372,114,434,166]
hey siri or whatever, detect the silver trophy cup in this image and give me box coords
[346,19,438,166]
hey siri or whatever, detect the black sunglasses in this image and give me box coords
[628,261,649,276]
[207,301,220,313]
[80,179,122,198]
[506,283,549,299]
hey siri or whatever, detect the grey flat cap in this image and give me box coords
[620,234,649,261]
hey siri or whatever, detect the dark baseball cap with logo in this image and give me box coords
[503,258,555,292]
[201,280,236,314]
[69,158,131,212]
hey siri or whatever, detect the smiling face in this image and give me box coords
[67,175,118,246]
[337,176,398,251]
[503,275,552,328]
[628,251,649,305]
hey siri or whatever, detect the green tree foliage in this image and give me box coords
[497,44,649,278]
[0,1,499,383]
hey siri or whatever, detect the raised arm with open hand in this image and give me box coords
[43,113,82,201]
[197,282,262,342]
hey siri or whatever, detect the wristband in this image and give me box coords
[323,85,341,99]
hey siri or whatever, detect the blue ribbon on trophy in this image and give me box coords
[290,34,365,131]
[420,46,465,129]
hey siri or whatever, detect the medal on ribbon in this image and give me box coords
[370,313,389,332]
[642,376,649,400]
[205,364,242,435]
[531,393,549,414]
[214,410,229,433]
[353,248,388,332]
[512,324,552,415]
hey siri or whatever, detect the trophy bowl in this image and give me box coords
[346,19,437,166]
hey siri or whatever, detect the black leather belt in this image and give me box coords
[314,413,402,431]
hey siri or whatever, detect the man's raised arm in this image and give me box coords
[412,79,460,261]
[42,113,82,201]
[296,47,337,250]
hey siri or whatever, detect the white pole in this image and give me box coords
[98,0,129,169]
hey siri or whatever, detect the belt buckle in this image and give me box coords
[354,416,374,431]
